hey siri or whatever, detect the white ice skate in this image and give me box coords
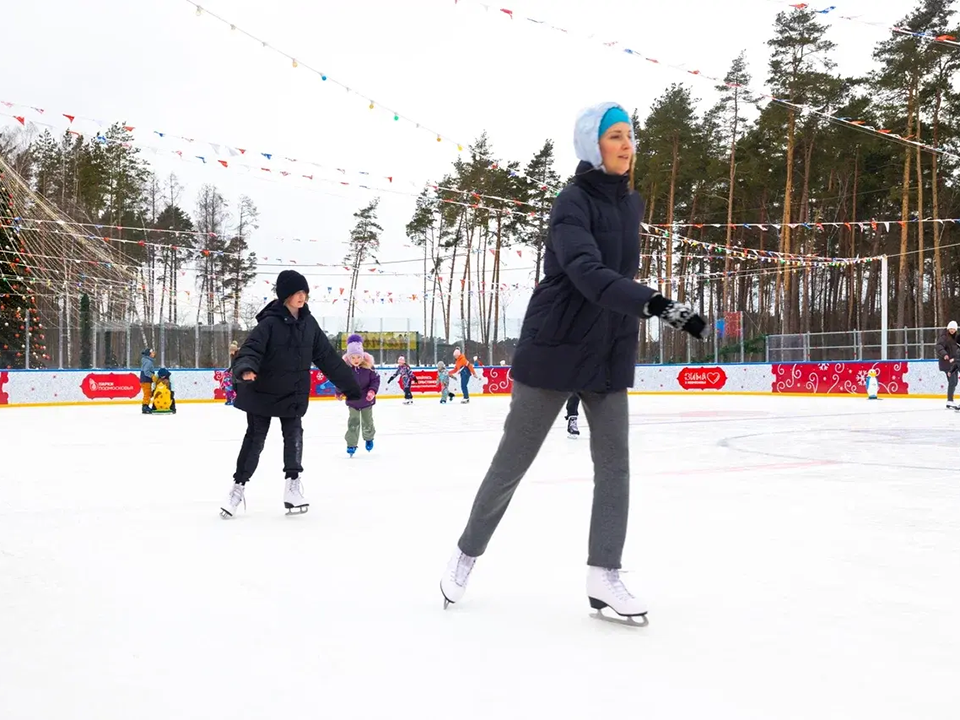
[440,549,477,609]
[586,566,648,626]
[220,482,245,519]
[284,476,309,515]
[566,415,580,438]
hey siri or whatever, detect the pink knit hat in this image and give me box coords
[397,355,406,364]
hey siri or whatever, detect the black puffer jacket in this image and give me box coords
[936,330,960,372]
[511,161,656,393]
[233,300,361,417]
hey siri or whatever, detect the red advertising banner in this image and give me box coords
[410,369,439,393]
[723,311,742,339]
[482,366,513,395]
[771,362,908,394]
[0,371,8,405]
[79,372,142,400]
[677,367,728,391]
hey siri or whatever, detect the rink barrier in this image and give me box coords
[0,360,948,407]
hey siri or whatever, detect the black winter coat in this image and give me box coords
[232,300,361,417]
[511,161,657,393]
[936,330,960,372]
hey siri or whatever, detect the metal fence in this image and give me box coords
[33,308,941,370]
[23,311,775,370]
[32,315,528,370]
[766,327,944,363]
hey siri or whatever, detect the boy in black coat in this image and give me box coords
[220,270,362,518]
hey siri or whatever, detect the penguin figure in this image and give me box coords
[865,368,879,400]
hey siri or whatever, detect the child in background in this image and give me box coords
[139,348,156,414]
[222,341,239,405]
[339,334,380,456]
[151,368,176,414]
[389,356,417,404]
[437,361,451,404]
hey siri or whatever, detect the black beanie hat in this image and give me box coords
[276,269,310,301]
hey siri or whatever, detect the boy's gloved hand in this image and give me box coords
[643,293,709,339]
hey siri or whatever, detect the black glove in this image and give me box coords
[644,293,709,339]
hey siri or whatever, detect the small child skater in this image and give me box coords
[388,355,417,404]
[338,333,380,456]
[150,368,176,414]
[222,269,362,518]
[222,341,239,405]
[437,361,452,404]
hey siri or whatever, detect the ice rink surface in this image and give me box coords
[1,393,958,719]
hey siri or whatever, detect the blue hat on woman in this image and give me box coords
[573,102,635,170]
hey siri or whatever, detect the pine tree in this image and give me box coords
[767,7,839,333]
[344,198,382,332]
[518,140,561,284]
[194,184,230,325]
[221,195,259,325]
[716,51,754,314]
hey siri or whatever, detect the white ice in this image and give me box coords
[1,394,958,720]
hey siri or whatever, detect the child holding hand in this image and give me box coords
[339,334,380,456]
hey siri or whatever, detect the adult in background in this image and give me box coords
[439,102,709,622]
[451,348,479,403]
[139,348,156,415]
[936,320,960,409]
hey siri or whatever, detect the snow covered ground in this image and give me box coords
[1,394,957,719]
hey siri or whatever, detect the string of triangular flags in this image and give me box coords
[764,1,960,49]
[186,0,465,151]
[0,98,559,208]
[451,0,960,161]
[641,225,879,266]
[648,218,959,231]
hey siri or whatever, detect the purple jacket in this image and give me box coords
[343,353,380,410]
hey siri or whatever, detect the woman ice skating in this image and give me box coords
[936,320,960,409]
[437,361,452,404]
[221,270,362,518]
[340,334,380,456]
[388,356,417,404]
[451,348,478,403]
[565,394,581,438]
[139,348,156,414]
[439,102,708,623]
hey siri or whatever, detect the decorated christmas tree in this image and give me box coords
[0,172,47,368]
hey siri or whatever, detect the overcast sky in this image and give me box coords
[2,0,919,327]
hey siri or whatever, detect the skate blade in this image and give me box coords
[591,609,648,627]
[219,508,234,519]
[284,504,309,515]
[440,581,454,610]
[589,598,648,626]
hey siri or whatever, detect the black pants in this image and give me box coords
[947,368,958,402]
[234,414,303,484]
[565,394,580,418]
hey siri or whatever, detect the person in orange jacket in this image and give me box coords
[451,348,479,403]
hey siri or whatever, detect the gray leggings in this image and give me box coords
[457,380,630,568]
